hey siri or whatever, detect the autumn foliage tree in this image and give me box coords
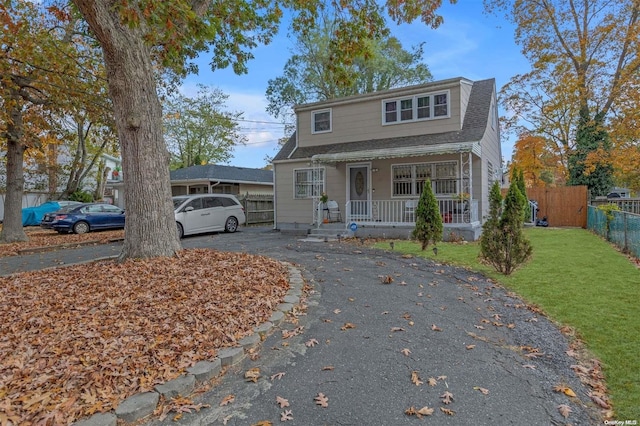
[489,0,640,195]
[412,179,443,250]
[266,8,433,132]
[510,133,564,187]
[0,2,93,243]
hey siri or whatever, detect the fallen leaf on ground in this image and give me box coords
[440,407,455,416]
[558,404,572,418]
[428,377,438,387]
[276,396,290,408]
[251,421,273,426]
[473,386,490,395]
[553,384,576,397]
[220,395,235,406]
[466,344,476,350]
[405,406,434,418]
[401,348,411,356]
[380,275,394,284]
[522,364,537,369]
[333,309,341,314]
[440,391,454,404]
[245,368,261,383]
[391,327,405,332]
[431,324,442,331]
[305,338,319,347]
[589,393,610,409]
[322,366,335,371]
[159,397,210,421]
[280,410,293,421]
[437,375,448,381]
[270,372,285,381]
[340,322,356,330]
[314,393,329,408]
[417,406,434,416]
[411,371,423,386]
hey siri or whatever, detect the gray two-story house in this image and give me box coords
[272,77,502,241]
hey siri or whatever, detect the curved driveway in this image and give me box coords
[1,227,600,425]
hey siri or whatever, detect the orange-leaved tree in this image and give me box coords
[0,2,97,243]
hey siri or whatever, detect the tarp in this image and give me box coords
[22,201,61,226]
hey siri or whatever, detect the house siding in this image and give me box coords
[296,81,466,148]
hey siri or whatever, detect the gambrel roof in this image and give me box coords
[273,78,495,163]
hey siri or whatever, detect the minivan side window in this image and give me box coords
[184,198,203,211]
[203,196,223,208]
[221,197,239,207]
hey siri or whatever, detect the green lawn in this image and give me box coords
[375,227,639,419]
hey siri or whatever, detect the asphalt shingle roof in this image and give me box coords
[169,164,273,184]
[272,78,495,162]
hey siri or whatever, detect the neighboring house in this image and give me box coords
[272,77,502,241]
[101,154,124,208]
[170,164,274,196]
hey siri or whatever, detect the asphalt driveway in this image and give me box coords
[0,227,601,425]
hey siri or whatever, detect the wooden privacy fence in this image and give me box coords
[238,193,274,225]
[504,186,588,228]
[526,186,588,228]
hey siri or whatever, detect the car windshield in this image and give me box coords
[173,197,189,209]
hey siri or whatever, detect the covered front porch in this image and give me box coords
[314,197,481,241]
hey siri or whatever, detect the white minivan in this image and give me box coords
[173,194,246,238]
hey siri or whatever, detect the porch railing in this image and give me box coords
[344,199,478,226]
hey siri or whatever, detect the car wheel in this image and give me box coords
[73,221,90,234]
[176,222,184,239]
[224,216,238,233]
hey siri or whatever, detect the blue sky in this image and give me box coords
[182,1,530,169]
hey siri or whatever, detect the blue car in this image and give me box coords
[49,203,125,234]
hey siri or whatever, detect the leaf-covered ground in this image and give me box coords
[0,249,289,425]
[0,227,125,258]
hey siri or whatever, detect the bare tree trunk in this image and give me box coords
[94,162,109,201]
[0,100,28,243]
[73,0,181,259]
[47,143,59,197]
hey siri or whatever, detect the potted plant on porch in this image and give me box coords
[320,192,329,223]
[455,192,470,213]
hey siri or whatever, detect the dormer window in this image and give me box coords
[312,109,332,134]
[383,91,449,125]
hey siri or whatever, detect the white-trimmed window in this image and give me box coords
[312,109,332,133]
[392,161,458,197]
[383,91,449,125]
[294,168,325,199]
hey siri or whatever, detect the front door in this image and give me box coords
[348,165,370,218]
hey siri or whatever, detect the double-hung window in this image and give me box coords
[312,109,332,133]
[392,162,458,197]
[383,91,449,125]
[294,168,324,199]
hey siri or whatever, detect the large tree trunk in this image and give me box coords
[73,0,181,259]
[0,100,28,243]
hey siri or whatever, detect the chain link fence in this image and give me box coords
[588,205,640,258]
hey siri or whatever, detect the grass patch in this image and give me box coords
[375,227,640,419]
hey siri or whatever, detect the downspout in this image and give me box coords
[272,166,277,230]
[208,180,221,193]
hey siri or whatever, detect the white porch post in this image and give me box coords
[312,159,323,227]
[459,151,472,199]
